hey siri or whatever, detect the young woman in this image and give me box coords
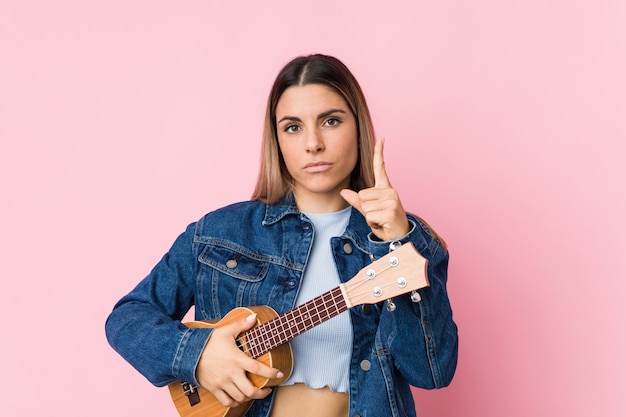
[105,54,458,417]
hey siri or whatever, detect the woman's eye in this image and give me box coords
[285,125,301,134]
[324,118,341,127]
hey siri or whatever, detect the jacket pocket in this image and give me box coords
[197,241,270,282]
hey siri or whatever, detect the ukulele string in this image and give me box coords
[233,290,347,358]
[235,317,282,359]
[236,325,265,358]
[237,264,398,353]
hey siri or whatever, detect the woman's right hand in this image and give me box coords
[195,313,285,408]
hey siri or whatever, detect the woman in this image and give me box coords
[105,54,458,417]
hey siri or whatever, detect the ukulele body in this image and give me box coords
[168,306,293,417]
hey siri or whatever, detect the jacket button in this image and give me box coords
[389,240,402,251]
[343,242,353,254]
[360,360,371,371]
[226,259,237,269]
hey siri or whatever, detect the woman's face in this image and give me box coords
[275,84,359,212]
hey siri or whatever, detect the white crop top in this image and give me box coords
[281,207,353,393]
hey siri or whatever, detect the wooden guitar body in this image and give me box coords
[168,306,293,417]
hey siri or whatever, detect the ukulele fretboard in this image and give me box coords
[242,286,348,358]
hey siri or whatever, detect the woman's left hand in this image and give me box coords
[341,138,410,242]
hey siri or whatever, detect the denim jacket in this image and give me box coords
[105,196,458,417]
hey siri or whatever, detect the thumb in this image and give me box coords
[229,313,258,336]
[340,189,363,215]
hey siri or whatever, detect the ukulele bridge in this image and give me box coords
[181,381,201,407]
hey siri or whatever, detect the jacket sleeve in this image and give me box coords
[104,222,213,387]
[368,216,458,389]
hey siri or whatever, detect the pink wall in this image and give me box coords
[1,1,624,416]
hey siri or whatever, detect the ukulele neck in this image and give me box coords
[243,286,348,358]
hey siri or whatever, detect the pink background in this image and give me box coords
[1,1,625,416]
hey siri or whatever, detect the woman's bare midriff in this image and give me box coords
[269,383,349,417]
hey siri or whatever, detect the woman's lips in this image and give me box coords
[304,162,332,173]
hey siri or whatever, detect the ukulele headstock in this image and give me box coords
[341,242,429,307]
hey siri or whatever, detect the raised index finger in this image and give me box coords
[373,137,391,188]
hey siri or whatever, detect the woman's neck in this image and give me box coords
[293,191,350,213]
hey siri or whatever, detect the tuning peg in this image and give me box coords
[411,290,422,303]
[386,299,396,312]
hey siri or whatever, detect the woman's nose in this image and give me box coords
[304,130,324,153]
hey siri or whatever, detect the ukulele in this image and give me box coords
[168,242,429,417]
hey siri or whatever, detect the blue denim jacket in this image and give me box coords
[105,196,458,417]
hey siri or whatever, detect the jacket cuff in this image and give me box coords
[172,326,213,386]
[368,220,418,259]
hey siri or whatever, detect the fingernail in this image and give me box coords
[247,314,257,323]
[276,372,284,378]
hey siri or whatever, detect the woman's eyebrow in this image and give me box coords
[317,108,347,119]
[277,108,347,125]
[277,115,301,124]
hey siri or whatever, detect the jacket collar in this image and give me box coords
[262,194,371,253]
[262,194,300,225]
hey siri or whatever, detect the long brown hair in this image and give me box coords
[251,54,376,203]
